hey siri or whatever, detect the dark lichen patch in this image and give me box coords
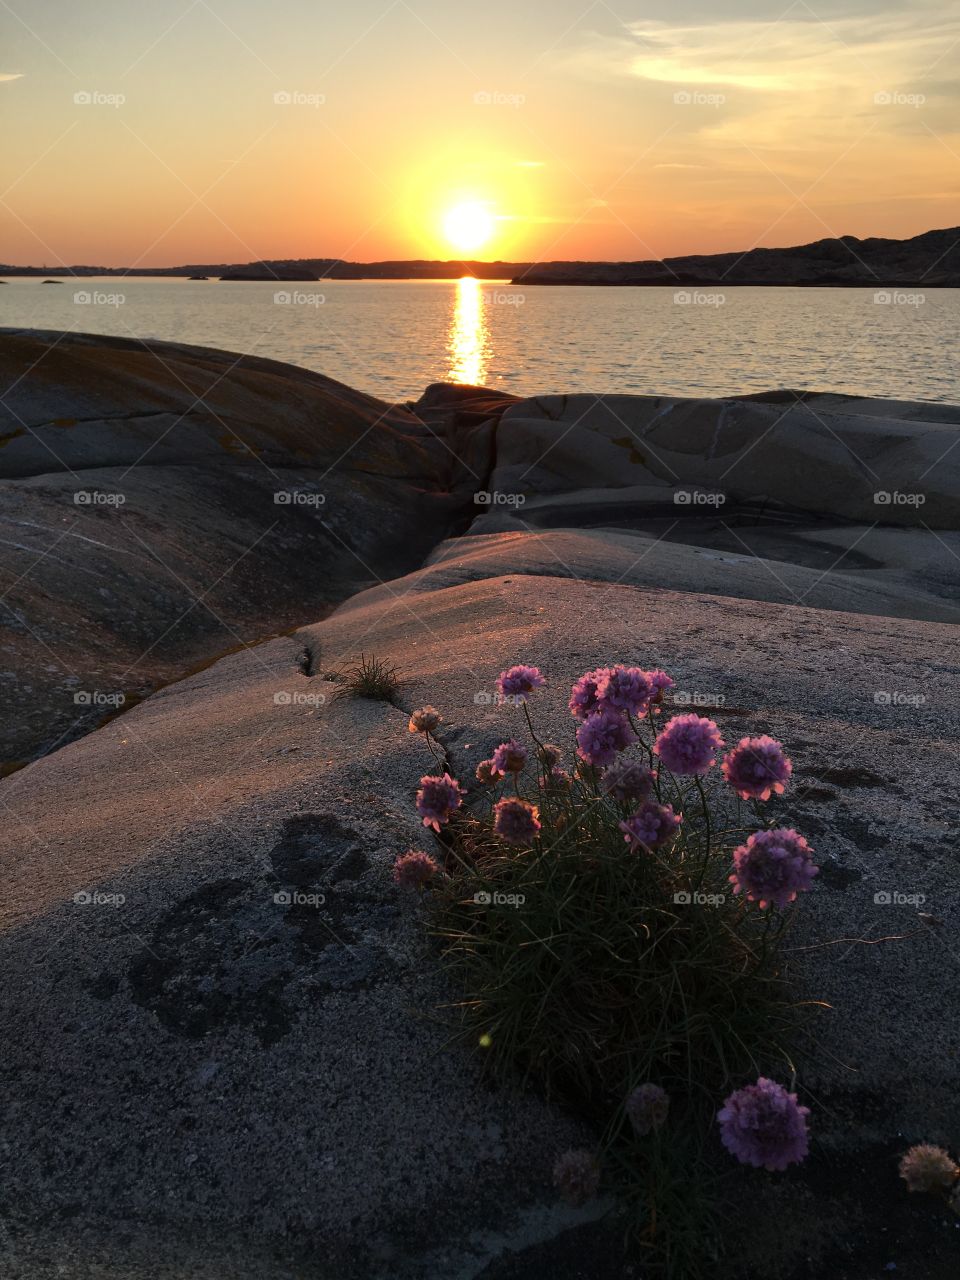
[85,971,121,1000]
[806,766,888,789]
[127,878,295,1045]
[269,813,366,886]
[817,859,864,890]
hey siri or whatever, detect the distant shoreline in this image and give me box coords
[0,273,956,289]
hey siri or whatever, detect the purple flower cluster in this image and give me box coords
[576,708,632,767]
[645,669,674,706]
[722,735,793,801]
[568,667,609,719]
[717,1077,810,1171]
[493,797,541,845]
[653,714,724,775]
[730,828,818,909]
[619,801,681,850]
[599,665,651,717]
[393,850,439,889]
[492,738,528,775]
[601,761,653,804]
[415,773,464,832]
[496,665,546,702]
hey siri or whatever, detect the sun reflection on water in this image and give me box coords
[447,276,491,386]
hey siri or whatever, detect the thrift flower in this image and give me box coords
[717,1078,810,1172]
[492,738,529,775]
[415,773,464,832]
[626,1083,670,1137]
[645,669,674,707]
[393,850,439,889]
[653,714,724,775]
[899,1145,959,1195]
[539,743,563,769]
[598,665,651,717]
[493,797,541,845]
[722,735,793,801]
[475,758,500,785]
[730,828,818,909]
[619,801,681,850]
[552,1149,600,1206]
[568,667,611,720]
[408,706,442,735]
[496,665,545,702]
[601,761,653,804]
[576,709,632,767]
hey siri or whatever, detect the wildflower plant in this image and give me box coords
[403,662,823,1276]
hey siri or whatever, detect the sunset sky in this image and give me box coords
[1,0,958,267]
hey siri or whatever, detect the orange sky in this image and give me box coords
[1,0,958,266]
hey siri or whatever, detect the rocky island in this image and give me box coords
[0,331,957,1278]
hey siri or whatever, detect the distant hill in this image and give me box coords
[510,225,960,287]
[1,226,958,285]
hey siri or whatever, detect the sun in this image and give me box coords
[442,201,495,253]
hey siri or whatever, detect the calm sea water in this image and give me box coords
[1,276,957,405]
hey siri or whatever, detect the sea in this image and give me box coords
[1,276,957,405]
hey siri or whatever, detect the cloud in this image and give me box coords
[559,8,960,100]
[0,73,24,83]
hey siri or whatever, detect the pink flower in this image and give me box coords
[393,850,439,889]
[415,773,464,831]
[729,828,818,909]
[576,709,632,766]
[552,1149,600,1205]
[568,667,612,720]
[496,665,546,702]
[653,714,724,775]
[598,665,651,717]
[717,1078,810,1172]
[722,736,792,801]
[493,797,541,845]
[626,1083,670,1136]
[491,738,529,774]
[619,801,681,849]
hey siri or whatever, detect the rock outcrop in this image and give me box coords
[0,332,508,767]
[1,336,959,1278]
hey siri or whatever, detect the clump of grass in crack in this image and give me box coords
[332,654,401,704]
[398,664,821,1279]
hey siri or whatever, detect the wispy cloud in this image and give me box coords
[0,73,24,83]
